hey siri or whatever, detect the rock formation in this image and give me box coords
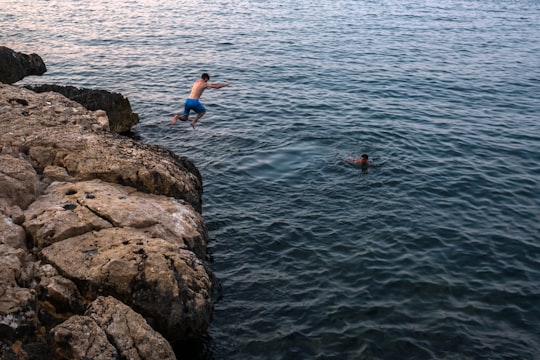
[25,85,140,134]
[0,46,47,85]
[0,76,213,357]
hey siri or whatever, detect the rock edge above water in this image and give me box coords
[0,62,212,358]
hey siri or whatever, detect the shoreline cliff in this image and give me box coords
[0,48,214,359]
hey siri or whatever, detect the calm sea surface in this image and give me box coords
[2,0,540,358]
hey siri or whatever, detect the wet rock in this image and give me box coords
[0,47,46,84]
[25,84,139,134]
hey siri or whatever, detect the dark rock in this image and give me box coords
[25,84,139,134]
[0,47,46,85]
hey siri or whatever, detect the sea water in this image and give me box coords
[2,0,540,358]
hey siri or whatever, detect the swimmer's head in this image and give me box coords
[202,73,210,81]
[361,154,368,160]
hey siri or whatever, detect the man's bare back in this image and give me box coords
[188,79,209,100]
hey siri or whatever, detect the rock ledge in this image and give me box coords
[0,81,212,359]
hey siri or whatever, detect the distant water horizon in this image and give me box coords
[2,0,540,358]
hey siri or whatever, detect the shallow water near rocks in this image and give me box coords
[2,0,540,358]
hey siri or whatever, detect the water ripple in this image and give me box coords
[3,0,540,359]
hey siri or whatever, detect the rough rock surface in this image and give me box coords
[0,47,47,84]
[0,84,203,212]
[26,84,140,134]
[41,232,212,339]
[24,179,207,257]
[51,296,176,360]
[0,82,213,359]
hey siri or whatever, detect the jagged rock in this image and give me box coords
[50,296,176,360]
[0,153,40,210]
[51,315,119,360]
[38,264,86,316]
[0,84,203,212]
[24,179,208,257]
[0,245,37,343]
[25,84,139,134]
[0,47,46,84]
[1,77,211,357]
[86,296,176,359]
[0,212,26,249]
[23,181,114,250]
[40,231,213,341]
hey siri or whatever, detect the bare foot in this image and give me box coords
[190,121,196,129]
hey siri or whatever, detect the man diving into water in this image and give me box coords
[170,73,232,129]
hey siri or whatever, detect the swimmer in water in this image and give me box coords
[348,154,370,167]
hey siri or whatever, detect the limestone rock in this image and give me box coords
[1,77,211,356]
[0,212,26,249]
[50,296,177,360]
[24,179,207,256]
[0,245,37,343]
[0,84,203,212]
[40,231,213,340]
[34,264,86,331]
[26,84,139,134]
[86,296,176,359]
[0,153,40,210]
[0,47,46,84]
[51,315,119,360]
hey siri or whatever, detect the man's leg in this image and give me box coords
[190,110,206,129]
[171,114,189,125]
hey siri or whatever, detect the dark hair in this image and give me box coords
[361,154,368,159]
[201,73,210,80]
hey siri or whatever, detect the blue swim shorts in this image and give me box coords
[183,98,206,116]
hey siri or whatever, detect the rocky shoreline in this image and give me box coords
[1,47,214,359]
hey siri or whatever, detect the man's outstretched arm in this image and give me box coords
[207,81,232,89]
